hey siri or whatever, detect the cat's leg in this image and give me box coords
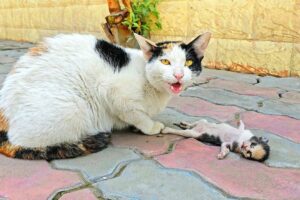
[217,142,231,159]
[108,87,164,135]
[119,111,164,135]
[162,127,201,138]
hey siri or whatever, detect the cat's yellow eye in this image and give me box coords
[160,59,171,65]
[185,60,193,67]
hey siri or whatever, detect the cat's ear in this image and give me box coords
[187,32,211,58]
[134,33,157,60]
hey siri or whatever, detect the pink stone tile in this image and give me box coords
[112,131,183,156]
[0,155,82,200]
[280,91,300,104]
[168,96,243,122]
[241,111,300,143]
[155,139,300,200]
[193,74,216,85]
[205,79,279,98]
[60,189,97,200]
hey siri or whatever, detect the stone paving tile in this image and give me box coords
[154,107,216,128]
[250,129,300,168]
[0,74,6,86]
[0,56,16,64]
[0,49,28,61]
[257,76,300,92]
[203,78,280,98]
[155,139,300,200]
[259,99,300,119]
[52,147,140,181]
[0,40,34,50]
[0,155,82,200]
[168,96,243,122]
[280,91,300,104]
[95,160,234,200]
[202,68,259,84]
[182,87,264,111]
[240,111,300,143]
[0,64,13,74]
[60,189,98,200]
[192,72,216,85]
[112,131,182,157]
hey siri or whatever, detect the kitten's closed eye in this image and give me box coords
[250,142,257,148]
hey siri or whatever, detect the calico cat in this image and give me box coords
[162,120,270,162]
[0,32,211,160]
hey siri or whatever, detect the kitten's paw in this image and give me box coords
[217,153,225,160]
[179,121,191,129]
[144,121,165,135]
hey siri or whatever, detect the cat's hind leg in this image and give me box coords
[217,142,231,159]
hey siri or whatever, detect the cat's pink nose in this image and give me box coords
[174,73,183,80]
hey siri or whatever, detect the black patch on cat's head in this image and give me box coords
[148,46,163,62]
[95,40,130,72]
[180,42,203,76]
[149,41,181,62]
[197,133,222,146]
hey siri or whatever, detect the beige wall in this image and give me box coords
[0,0,299,76]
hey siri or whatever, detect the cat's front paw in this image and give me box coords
[144,121,165,135]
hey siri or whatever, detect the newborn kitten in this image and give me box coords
[162,120,270,162]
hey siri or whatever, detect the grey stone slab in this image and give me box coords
[0,74,7,86]
[95,160,234,200]
[182,87,265,111]
[0,64,13,74]
[0,49,28,60]
[202,68,259,84]
[154,108,219,129]
[0,40,34,50]
[52,147,141,181]
[258,76,300,92]
[258,99,300,119]
[251,129,300,169]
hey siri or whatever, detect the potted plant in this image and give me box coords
[102,0,162,48]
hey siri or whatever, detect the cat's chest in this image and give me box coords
[143,87,171,116]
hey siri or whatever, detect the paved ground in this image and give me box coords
[0,40,300,200]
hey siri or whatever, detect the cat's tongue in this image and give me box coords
[170,82,182,94]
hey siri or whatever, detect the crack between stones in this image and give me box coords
[179,94,300,120]
[152,159,251,200]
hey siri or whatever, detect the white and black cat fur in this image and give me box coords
[0,32,211,160]
[162,120,270,162]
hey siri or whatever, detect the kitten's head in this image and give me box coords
[135,33,211,95]
[241,136,270,162]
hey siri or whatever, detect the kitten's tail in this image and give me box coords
[0,130,111,161]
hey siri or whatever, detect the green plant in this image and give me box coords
[122,0,162,38]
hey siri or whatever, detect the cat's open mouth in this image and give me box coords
[170,82,182,94]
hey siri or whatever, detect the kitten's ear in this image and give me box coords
[134,33,157,61]
[187,32,211,58]
[238,120,245,131]
[259,137,269,143]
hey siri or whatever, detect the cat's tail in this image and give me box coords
[0,130,111,161]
